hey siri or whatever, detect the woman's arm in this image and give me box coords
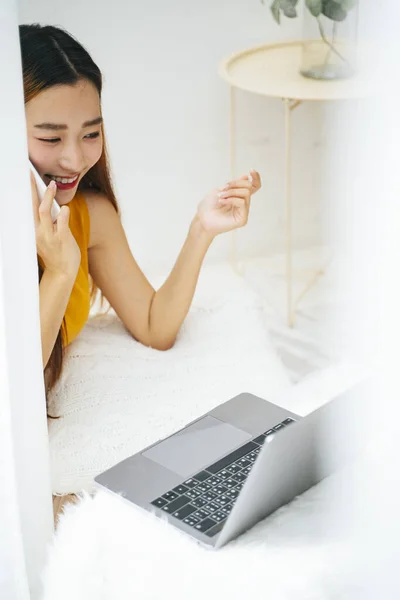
[39,269,75,367]
[148,170,259,349]
[147,216,213,350]
[87,199,213,351]
[86,171,261,350]
[30,173,82,367]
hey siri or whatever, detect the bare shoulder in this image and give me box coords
[82,190,119,249]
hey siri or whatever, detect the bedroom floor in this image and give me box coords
[240,247,348,382]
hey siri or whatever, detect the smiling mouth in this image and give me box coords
[45,174,80,184]
[43,174,81,192]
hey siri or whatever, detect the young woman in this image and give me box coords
[21,23,261,403]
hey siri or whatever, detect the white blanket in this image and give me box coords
[48,264,293,494]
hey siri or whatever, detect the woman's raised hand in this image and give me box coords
[196,169,262,237]
[30,174,81,279]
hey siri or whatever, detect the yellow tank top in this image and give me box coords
[61,191,91,347]
[38,191,91,348]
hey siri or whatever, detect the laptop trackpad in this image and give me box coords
[142,416,251,478]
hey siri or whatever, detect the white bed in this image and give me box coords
[42,263,366,599]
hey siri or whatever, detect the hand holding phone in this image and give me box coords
[29,160,61,222]
[29,160,81,278]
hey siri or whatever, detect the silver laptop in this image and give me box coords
[94,385,363,549]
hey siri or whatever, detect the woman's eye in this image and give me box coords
[38,132,100,144]
[39,138,60,144]
[84,132,100,140]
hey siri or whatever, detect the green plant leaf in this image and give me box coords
[270,0,281,23]
[306,0,322,17]
[322,0,347,21]
[339,0,357,11]
[283,5,297,17]
[281,0,299,18]
[269,0,299,23]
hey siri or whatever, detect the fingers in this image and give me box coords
[237,173,254,183]
[219,180,252,193]
[54,205,70,235]
[223,169,261,194]
[249,169,262,192]
[219,196,249,225]
[219,196,247,209]
[218,187,251,207]
[38,181,57,232]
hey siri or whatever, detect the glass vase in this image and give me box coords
[300,3,358,80]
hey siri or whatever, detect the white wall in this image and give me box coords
[17,0,324,275]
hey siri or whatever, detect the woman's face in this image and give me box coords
[25,79,103,205]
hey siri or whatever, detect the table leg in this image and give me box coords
[284,98,294,327]
[229,85,242,276]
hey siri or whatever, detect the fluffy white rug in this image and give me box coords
[42,461,369,600]
[48,264,293,495]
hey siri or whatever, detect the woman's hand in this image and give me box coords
[31,173,81,279]
[196,169,262,237]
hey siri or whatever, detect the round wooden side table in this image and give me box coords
[219,40,367,326]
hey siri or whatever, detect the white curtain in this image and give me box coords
[0,0,54,598]
[0,253,30,599]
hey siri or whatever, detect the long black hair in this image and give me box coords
[19,24,119,415]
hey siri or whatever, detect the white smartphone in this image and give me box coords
[29,160,61,222]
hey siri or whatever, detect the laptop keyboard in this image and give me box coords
[150,417,296,538]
